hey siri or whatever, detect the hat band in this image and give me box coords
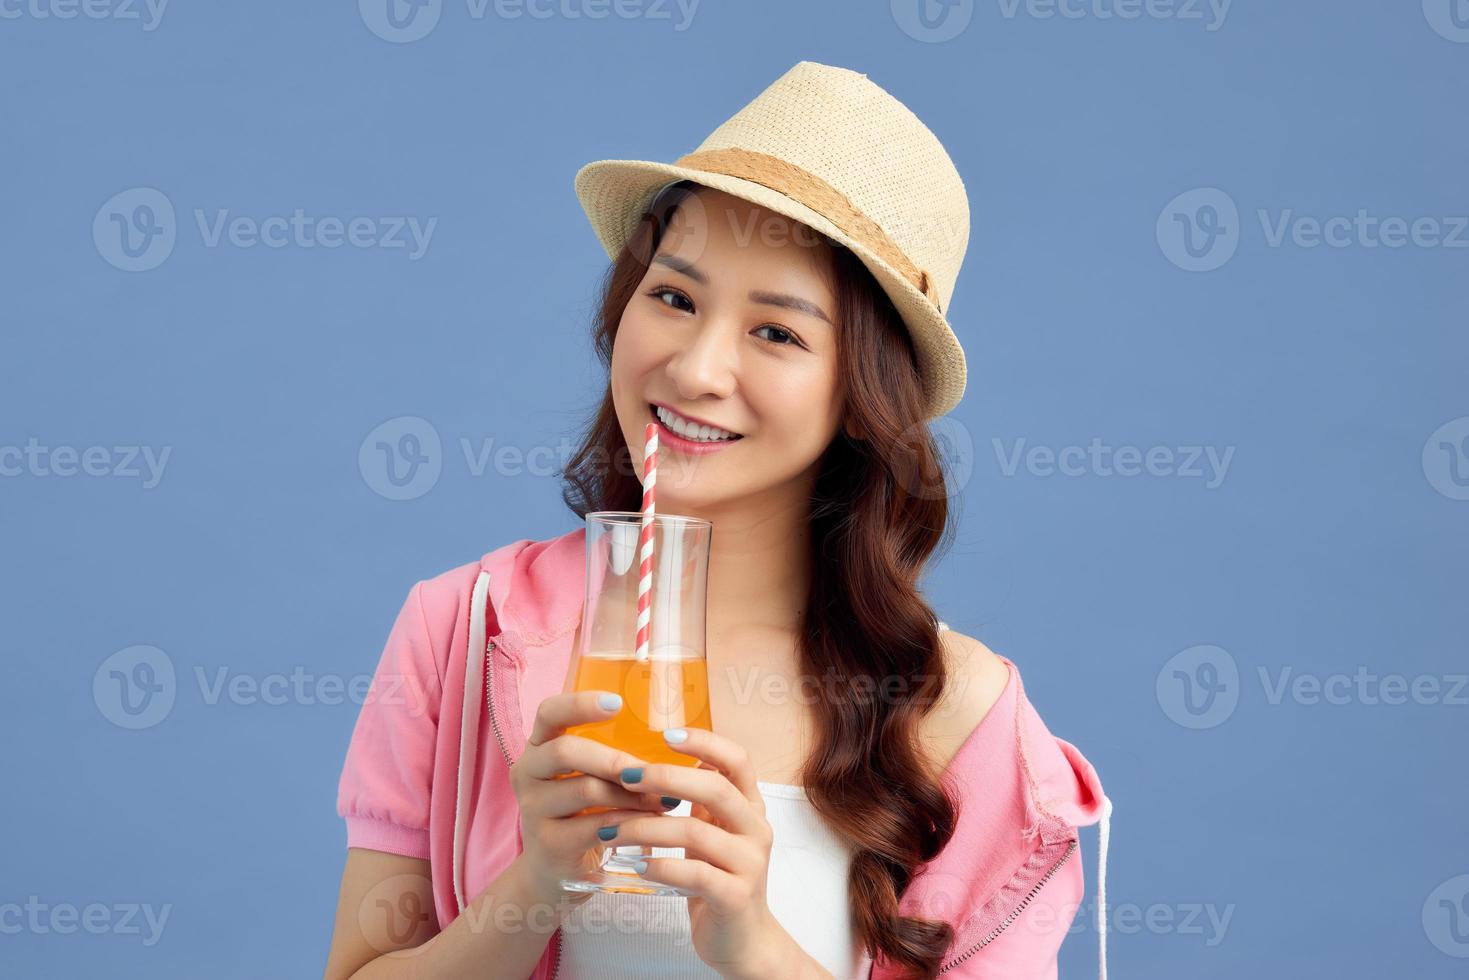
[672,147,941,313]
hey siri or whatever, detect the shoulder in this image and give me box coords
[378,548,509,660]
[406,557,486,624]
[408,534,544,621]
[921,627,1011,775]
[936,627,1010,725]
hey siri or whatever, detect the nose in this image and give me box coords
[665,317,738,402]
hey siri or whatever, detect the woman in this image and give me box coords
[324,61,1110,980]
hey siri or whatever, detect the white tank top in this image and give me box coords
[556,782,873,980]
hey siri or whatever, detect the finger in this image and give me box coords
[658,726,761,802]
[526,690,624,748]
[634,857,748,914]
[547,807,657,854]
[618,763,765,836]
[608,814,755,877]
[617,732,764,836]
[535,774,669,819]
[521,732,650,787]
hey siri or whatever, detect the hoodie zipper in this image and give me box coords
[936,838,1078,974]
[484,638,564,979]
[484,640,514,768]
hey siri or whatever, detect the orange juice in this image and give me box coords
[559,649,711,815]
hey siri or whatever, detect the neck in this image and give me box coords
[663,485,814,642]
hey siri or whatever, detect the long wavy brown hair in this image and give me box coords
[560,180,963,979]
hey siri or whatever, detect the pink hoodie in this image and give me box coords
[336,528,1112,979]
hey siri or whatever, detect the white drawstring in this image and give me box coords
[453,570,492,915]
[1097,795,1112,980]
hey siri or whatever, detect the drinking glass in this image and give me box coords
[557,511,713,896]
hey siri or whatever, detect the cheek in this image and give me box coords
[611,310,662,378]
[755,371,842,444]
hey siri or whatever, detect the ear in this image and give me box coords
[843,415,867,442]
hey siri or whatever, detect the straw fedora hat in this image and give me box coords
[573,60,970,421]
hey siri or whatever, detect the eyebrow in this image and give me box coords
[652,254,834,327]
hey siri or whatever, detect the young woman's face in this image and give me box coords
[611,187,845,513]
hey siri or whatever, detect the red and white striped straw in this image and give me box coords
[635,421,658,662]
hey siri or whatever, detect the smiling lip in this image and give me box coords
[648,403,744,456]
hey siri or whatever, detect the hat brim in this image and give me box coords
[574,158,967,420]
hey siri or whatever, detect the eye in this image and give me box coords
[753,325,801,347]
[645,285,807,350]
[648,285,693,313]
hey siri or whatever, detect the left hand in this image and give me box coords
[611,726,791,979]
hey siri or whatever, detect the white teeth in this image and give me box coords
[655,406,739,442]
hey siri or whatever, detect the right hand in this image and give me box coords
[509,690,670,902]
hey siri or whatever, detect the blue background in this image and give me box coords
[3,1,1467,977]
